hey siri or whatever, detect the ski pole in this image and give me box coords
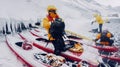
[45,36,51,47]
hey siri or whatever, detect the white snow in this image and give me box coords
[0,38,23,67]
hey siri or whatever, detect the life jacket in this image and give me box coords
[100,33,109,41]
[100,32,111,45]
[95,15,104,24]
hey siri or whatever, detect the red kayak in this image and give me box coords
[29,29,120,64]
[19,33,83,61]
[93,46,118,52]
[31,29,119,52]
[5,35,49,67]
[29,31,40,37]
[101,55,120,63]
[19,31,102,67]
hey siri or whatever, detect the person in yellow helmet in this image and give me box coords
[42,5,65,55]
[94,30,114,46]
[92,14,104,33]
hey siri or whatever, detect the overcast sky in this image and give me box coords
[95,0,120,7]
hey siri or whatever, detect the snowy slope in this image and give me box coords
[0,0,111,36]
[0,0,117,33]
[0,0,113,20]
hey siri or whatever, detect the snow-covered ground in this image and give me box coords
[0,0,120,67]
[0,37,23,67]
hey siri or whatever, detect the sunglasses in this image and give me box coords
[49,10,56,13]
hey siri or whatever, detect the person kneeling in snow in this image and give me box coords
[94,30,114,46]
[94,30,118,67]
[42,5,65,55]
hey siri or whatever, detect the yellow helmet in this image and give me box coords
[47,5,57,11]
[93,13,98,17]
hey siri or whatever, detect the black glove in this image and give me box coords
[91,21,94,25]
[107,21,110,23]
[35,22,41,26]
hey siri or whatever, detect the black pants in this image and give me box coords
[52,37,65,55]
[99,24,103,33]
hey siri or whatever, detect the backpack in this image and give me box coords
[49,18,65,39]
[100,32,109,42]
